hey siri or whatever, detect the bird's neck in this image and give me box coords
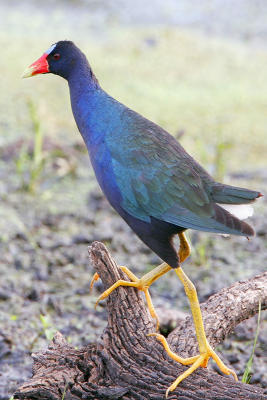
[67,64,103,144]
[68,61,99,95]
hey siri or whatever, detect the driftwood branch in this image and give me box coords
[15,241,267,400]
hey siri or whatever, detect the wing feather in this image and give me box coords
[105,111,252,235]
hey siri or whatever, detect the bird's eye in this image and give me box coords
[53,53,60,60]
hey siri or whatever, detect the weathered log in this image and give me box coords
[15,241,267,400]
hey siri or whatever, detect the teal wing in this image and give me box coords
[105,109,257,236]
[105,114,236,233]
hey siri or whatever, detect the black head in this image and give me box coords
[46,41,88,79]
[22,40,91,81]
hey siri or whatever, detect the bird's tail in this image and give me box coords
[213,203,255,237]
[211,183,262,204]
[163,184,262,237]
[210,183,263,237]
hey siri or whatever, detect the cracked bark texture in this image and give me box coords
[15,241,267,400]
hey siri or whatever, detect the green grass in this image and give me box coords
[28,99,44,192]
[39,314,57,341]
[15,99,45,193]
[28,314,58,352]
[61,382,69,400]
[242,301,262,384]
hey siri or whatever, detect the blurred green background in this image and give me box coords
[0,1,266,398]
[1,1,267,171]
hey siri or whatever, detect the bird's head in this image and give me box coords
[22,41,87,80]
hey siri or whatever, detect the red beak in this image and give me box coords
[22,53,49,78]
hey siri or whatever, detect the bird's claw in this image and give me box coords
[89,272,100,293]
[149,333,237,398]
[92,266,160,330]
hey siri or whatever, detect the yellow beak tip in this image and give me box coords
[22,66,35,79]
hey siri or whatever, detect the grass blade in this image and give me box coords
[242,300,262,384]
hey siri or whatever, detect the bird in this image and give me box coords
[23,41,262,397]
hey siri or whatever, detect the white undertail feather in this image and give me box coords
[219,204,254,220]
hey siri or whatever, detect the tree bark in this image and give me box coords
[15,241,267,400]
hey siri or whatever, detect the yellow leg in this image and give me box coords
[178,231,191,263]
[94,263,171,330]
[144,288,159,328]
[91,232,190,330]
[152,251,237,397]
[148,333,199,365]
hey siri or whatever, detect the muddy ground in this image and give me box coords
[0,136,266,399]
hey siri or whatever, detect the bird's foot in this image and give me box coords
[149,333,237,398]
[91,266,160,330]
[90,272,100,291]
